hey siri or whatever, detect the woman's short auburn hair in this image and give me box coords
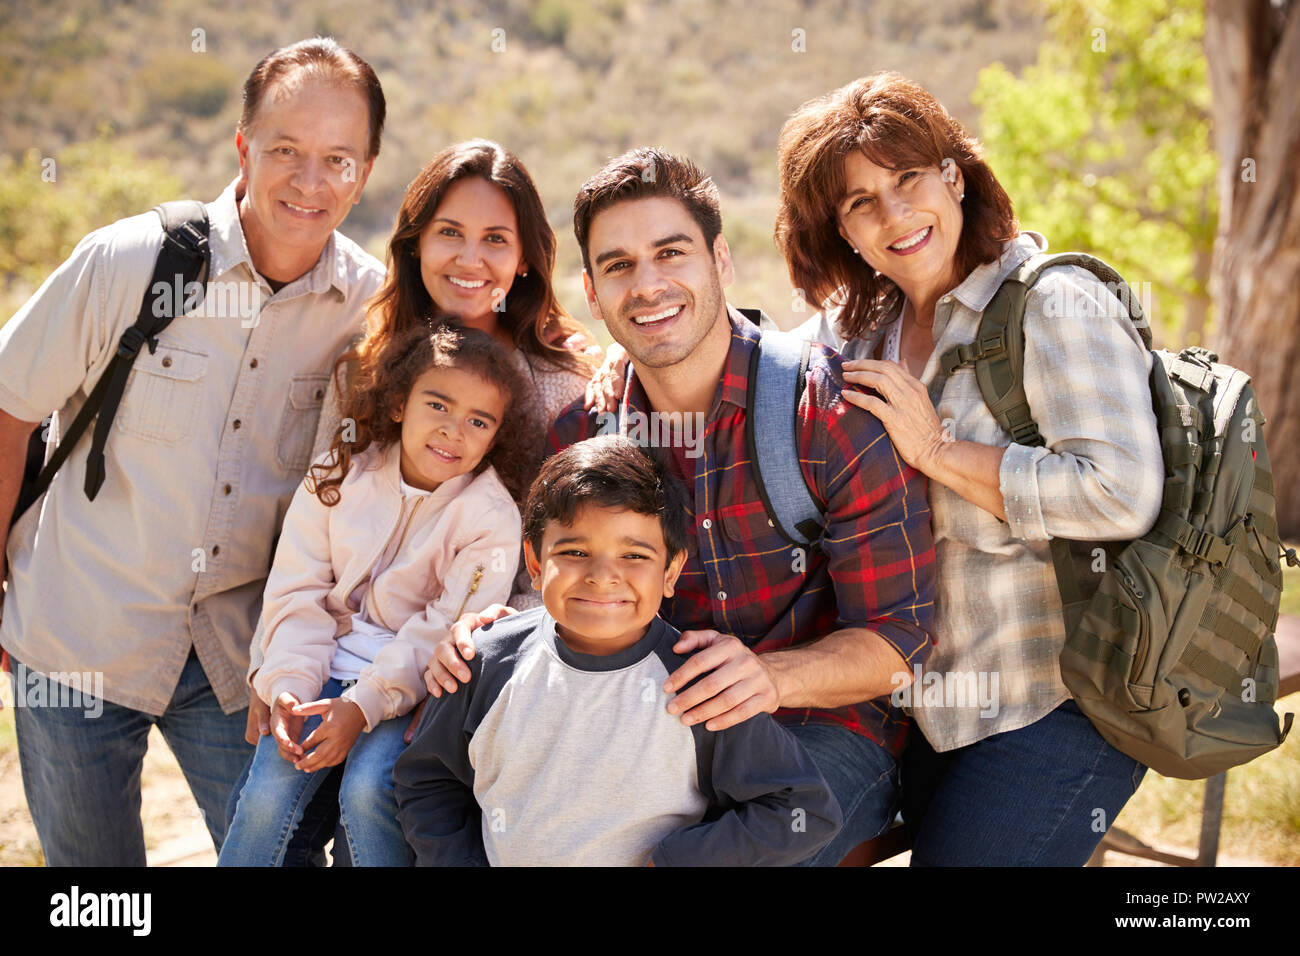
[774,72,1018,339]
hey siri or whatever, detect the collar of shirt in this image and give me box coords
[822,231,1048,358]
[619,304,767,422]
[205,178,351,300]
[947,230,1047,314]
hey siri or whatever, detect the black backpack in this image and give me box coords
[10,201,210,529]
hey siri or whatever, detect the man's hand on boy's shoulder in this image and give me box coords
[422,604,517,697]
[663,629,780,732]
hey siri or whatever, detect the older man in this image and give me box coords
[0,37,385,866]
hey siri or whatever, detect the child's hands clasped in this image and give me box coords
[271,692,307,762]
[290,696,367,772]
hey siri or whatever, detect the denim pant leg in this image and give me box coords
[785,723,899,867]
[9,654,153,866]
[337,715,414,867]
[905,699,1147,866]
[154,649,254,853]
[227,745,342,866]
[218,685,341,867]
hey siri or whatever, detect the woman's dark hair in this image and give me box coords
[310,325,532,505]
[775,72,1018,338]
[239,37,385,160]
[361,139,595,380]
[523,436,689,563]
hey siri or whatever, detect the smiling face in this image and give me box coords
[582,196,733,370]
[417,176,527,335]
[235,75,374,281]
[836,150,965,308]
[392,365,508,492]
[524,503,686,656]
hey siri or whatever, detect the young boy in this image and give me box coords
[393,435,842,866]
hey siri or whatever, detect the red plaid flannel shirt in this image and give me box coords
[546,307,936,756]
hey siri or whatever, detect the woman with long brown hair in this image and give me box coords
[319,139,600,494]
[775,72,1164,865]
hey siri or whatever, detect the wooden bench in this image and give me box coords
[841,615,1300,867]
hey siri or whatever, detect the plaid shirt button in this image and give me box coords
[717,591,727,601]
[702,518,712,529]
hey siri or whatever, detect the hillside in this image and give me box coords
[0,0,1046,328]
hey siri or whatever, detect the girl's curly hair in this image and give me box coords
[309,324,532,506]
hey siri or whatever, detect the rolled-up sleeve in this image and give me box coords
[998,265,1163,542]
[0,229,112,424]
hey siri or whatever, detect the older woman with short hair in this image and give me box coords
[775,72,1163,865]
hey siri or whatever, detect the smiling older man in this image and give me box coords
[0,38,385,866]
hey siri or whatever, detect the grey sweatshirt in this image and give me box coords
[393,607,842,866]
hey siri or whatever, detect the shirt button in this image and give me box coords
[161,356,172,368]
[212,545,220,556]
[701,518,712,529]
[223,483,232,495]
[232,419,242,430]
[315,388,324,401]
[717,590,727,601]
[767,518,774,527]
[249,358,259,369]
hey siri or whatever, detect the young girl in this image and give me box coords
[219,324,529,867]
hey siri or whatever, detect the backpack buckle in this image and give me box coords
[1010,421,1041,445]
[167,221,209,259]
[1188,529,1233,566]
[116,326,152,359]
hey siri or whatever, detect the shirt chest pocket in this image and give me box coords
[277,373,329,475]
[114,344,208,445]
[718,501,808,595]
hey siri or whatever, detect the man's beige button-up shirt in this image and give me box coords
[0,180,384,715]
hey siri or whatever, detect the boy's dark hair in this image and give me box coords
[524,436,689,562]
[572,147,722,273]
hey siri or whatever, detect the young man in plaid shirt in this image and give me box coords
[425,148,937,865]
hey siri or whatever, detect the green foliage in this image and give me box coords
[0,135,183,323]
[973,0,1216,342]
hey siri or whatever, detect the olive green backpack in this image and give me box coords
[940,252,1296,779]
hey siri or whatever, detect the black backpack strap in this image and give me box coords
[937,252,1147,634]
[26,201,210,509]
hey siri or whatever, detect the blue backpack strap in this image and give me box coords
[745,329,825,548]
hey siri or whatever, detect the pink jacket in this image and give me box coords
[252,440,521,730]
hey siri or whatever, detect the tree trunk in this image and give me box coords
[1205,0,1300,540]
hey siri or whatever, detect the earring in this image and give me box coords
[959,192,965,201]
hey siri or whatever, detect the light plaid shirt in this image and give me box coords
[794,233,1163,751]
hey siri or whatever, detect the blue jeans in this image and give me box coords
[226,751,345,866]
[10,647,252,866]
[785,723,899,867]
[219,678,414,867]
[900,698,1147,866]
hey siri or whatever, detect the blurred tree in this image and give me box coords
[0,133,183,324]
[973,0,1216,345]
[1205,0,1300,539]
